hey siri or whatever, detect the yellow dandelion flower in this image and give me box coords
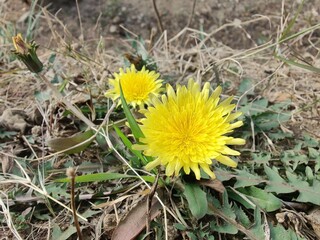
[134,79,245,180]
[105,64,163,108]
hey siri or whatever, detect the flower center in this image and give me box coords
[122,75,154,101]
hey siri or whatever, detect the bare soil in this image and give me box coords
[4,0,320,135]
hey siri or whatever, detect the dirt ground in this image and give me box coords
[5,0,312,48]
[2,0,320,136]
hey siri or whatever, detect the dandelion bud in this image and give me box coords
[12,33,43,73]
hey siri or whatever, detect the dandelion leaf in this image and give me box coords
[237,186,282,212]
[183,183,208,219]
[234,169,264,188]
[264,165,295,194]
[210,193,238,234]
[233,204,251,228]
[210,221,238,234]
[249,207,265,239]
[269,223,305,240]
[287,171,320,205]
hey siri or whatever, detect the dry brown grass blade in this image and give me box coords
[0,192,23,240]
[151,0,164,33]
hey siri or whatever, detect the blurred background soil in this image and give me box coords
[1,0,320,137]
[5,0,319,49]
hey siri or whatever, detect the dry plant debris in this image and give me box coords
[0,0,320,239]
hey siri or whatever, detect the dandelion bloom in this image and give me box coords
[105,64,163,108]
[135,79,245,180]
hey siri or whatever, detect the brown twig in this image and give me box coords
[67,167,83,240]
[152,0,164,33]
[181,0,197,44]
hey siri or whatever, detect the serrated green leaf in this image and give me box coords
[221,191,236,219]
[250,207,265,238]
[186,232,197,240]
[253,111,290,131]
[233,204,251,228]
[308,147,319,158]
[81,208,100,219]
[264,165,294,194]
[183,183,208,219]
[209,196,262,240]
[244,99,268,117]
[269,223,304,240]
[285,171,320,205]
[45,183,69,199]
[302,134,319,148]
[0,128,17,139]
[227,188,256,210]
[237,186,282,212]
[265,168,320,205]
[210,220,238,234]
[268,132,293,140]
[281,150,308,169]
[234,169,264,188]
[252,152,271,165]
[210,192,238,234]
[238,78,254,95]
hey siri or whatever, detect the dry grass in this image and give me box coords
[1,0,320,239]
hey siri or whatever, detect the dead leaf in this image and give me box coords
[268,91,292,103]
[200,179,225,193]
[0,109,28,132]
[1,154,13,175]
[276,209,315,239]
[47,129,95,154]
[104,213,117,232]
[111,198,162,240]
[306,207,320,238]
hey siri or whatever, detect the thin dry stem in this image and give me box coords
[0,192,23,240]
[37,73,95,128]
[0,158,88,222]
[152,0,164,33]
[68,167,83,240]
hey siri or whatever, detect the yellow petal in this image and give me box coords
[215,155,237,167]
[166,161,176,176]
[189,162,201,180]
[145,158,161,171]
[200,163,216,179]
[226,138,246,145]
[221,146,240,156]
